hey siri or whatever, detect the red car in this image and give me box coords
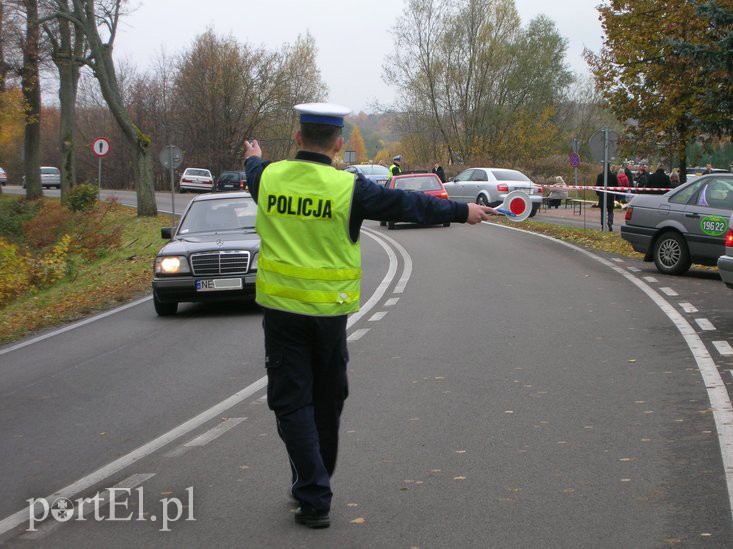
[380,172,451,230]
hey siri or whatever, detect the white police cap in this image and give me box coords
[393,155,402,162]
[294,102,351,127]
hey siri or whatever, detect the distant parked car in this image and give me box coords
[179,168,214,193]
[621,174,733,275]
[0,167,7,186]
[215,170,247,192]
[344,164,390,187]
[379,172,451,230]
[152,192,259,315]
[443,167,542,217]
[22,166,61,189]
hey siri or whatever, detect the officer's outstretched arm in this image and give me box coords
[466,203,498,224]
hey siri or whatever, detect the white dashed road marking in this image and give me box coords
[643,276,658,283]
[347,329,370,342]
[695,318,716,331]
[385,297,400,307]
[659,287,679,296]
[612,258,624,263]
[713,341,733,357]
[369,312,388,322]
[628,267,641,272]
[165,417,248,458]
[679,302,699,314]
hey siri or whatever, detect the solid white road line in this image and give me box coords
[659,287,679,296]
[679,302,699,314]
[165,417,248,458]
[369,312,388,322]
[713,341,733,357]
[487,221,733,522]
[363,227,413,294]
[19,473,156,540]
[695,318,716,331]
[0,296,152,356]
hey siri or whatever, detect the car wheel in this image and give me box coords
[653,231,691,275]
[387,221,395,230]
[529,204,539,218]
[380,221,386,227]
[154,294,178,316]
[443,222,451,227]
[477,194,490,206]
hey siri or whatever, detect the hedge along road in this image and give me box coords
[1,215,732,546]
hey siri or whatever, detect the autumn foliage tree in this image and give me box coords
[585,0,717,181]
[347,125,367,163]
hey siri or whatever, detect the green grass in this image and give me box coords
[0,196,171,344]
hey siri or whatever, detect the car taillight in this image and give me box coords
[497,184,509,192]
[625,207,633,221]
[536,186,543,194]
[182,177,191,183]
[726,228,733,247]
[440,192,448,199]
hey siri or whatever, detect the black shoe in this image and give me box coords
[608,225,613,232]
[294,507,330,529]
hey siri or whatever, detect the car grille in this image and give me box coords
[190,251,250,276]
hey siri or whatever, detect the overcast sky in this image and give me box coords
[115,0,603,113]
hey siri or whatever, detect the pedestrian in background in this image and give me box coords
[432,162,446,183]
[596,163,618,231]
[243,103,496,529]
[636,164,649,188]
[624,162,634,187]
[647,165,671,195]
[616,168,630,204]
[670,169,680,188]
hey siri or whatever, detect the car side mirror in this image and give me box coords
[161,227,174,239]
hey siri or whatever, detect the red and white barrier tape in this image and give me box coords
[541,184,672,192]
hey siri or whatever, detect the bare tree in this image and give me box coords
[53,0,156,215]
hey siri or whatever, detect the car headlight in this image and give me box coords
[155,255,191,275]
[250,252,258,271]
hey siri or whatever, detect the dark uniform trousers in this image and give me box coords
[263,307,349,513]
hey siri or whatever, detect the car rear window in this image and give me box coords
[359,165,389,177]
[490,170,529,182]
[186,169,211,177]
[178,198,257,234]
[393,176,442,192]
[41,168,59,175]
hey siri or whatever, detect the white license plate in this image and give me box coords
[196,278,243,292]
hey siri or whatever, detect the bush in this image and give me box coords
[30,234,72,288]
[0,237,31,306]
[0,198,41,242]
[67,183,99,212]
[22,201,74,249]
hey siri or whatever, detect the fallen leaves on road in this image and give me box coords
[350,517,366,524]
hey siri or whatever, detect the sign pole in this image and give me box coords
[169,146,175,228]
[603,129,609,230]
[98,156,102,193]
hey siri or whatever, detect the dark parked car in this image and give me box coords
[152,192,259,315]
[344,164,390,187]
[215,170,247,192]
[621,174,733,275]
[379,172,451,230]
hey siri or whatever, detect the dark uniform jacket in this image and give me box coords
[432,165,446,183]
[245,151,469,243]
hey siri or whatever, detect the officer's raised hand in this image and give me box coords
[466,202,498,224]
[244,139,262,160]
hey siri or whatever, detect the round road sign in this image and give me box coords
[91,137,110,158]
[160,145,183,170]
[569,152,581,168]
[588,129,619,163]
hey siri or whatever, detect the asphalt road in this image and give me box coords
[1,190,733,546]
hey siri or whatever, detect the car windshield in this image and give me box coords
[490,170,529,182]
[394,176,442,191]
[41,168,59,174]
[186,169,210,177]
[178,198,257,234]
[358,165,390,177]
[219,172,241,181]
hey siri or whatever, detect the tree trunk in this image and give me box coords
[22,0,42,200]
[677,118,689,185]
[0,3,7,93]
[71,0,157,216]
[56,15,81,202]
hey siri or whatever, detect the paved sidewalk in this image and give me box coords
[533,198,627,232]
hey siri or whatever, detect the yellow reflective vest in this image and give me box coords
[255,160,361,316]
[389,163,400,176]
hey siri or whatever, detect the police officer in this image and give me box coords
[388,155,402,177]
[244,103,495,529]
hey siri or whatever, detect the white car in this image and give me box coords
[0,167,7,186]
[179,168,214,193]
[22,166,61,189]
[443,167,542,217]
